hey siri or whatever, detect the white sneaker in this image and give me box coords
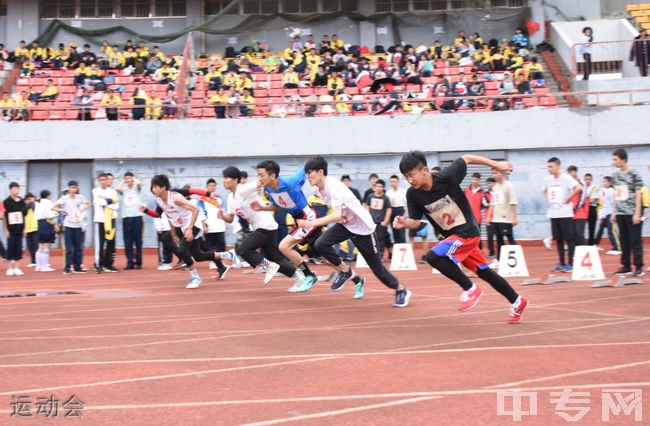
[13,268,24,276]
[606,250,621,255]
[288,270,305,292]
[489,259,499,269]
[543,237,552,250]
[157,263,173,271]
[263,262,280,285]
[40,266,55,272]
[6,268,15,276]
[186,276,202,289]
[26,263,36,268]
[228,249,242,268]
[209,262,218,270]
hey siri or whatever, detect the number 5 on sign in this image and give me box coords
[497,245,529,277]
[571,246,605,281]
[390,243,418,271]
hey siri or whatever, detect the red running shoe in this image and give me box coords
[458,286,484,312]
[507,297,528,324]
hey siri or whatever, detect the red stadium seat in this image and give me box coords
[540,96,557,107]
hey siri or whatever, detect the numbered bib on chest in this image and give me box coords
[547,186,563,205]
[8,212,24,225]
[370,197,385,210]
[425,195,466,231]
[124,194,136,207]
[614,185,629,202]
[269,191,296,209]
[493,190,505,205]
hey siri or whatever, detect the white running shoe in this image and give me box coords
[489,259,499,269]
[606,250,621,255]
[186,276,202,289]
[157,263,173,271]
[263,262,280,285]
[13,268,24,276]
[288,270,305,292]
[6,268,15,276]
[40,267,55,272]
[543,237,552,250]
[209,262,218,270]
[228,249,242,268]
[26,263,36,268]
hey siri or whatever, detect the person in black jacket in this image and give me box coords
[3,182,28,276]
[630,29,650,77]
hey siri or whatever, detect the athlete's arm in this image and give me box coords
[382,205,392,227]
[461,154,513,174]
[392,215,423,230]
[250,200,276,212]
[140,204,163,218]
[566,182,583,205]
[297,206,342,229]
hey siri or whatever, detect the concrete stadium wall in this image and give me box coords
[0,105,649,248]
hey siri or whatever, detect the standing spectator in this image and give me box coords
[580,27,593,81]
[485,177,496,258]
[75,89,93,121]
[366,179,392,260]
[341,175,361,201]
[3,182,28,276]
[611,148,644,276]
[52,181,91,274]
[542,157,582,273]
[130,88,147,120]
[464,173,486,250]
[101,89,122,121]
[489,169,518,263]
[387,175,407,244]
[595,176,620,255]
[567,165,589,246]
[363,173,379,203]
[629,28,650,77]
[117,172,143,270]
[512,27,528,47]
[34,189,57,272]
[226,87,240,119]
[23,193,39,269]
[92,173,120,273]
[583,173,601,245]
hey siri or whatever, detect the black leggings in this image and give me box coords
[237,228,296,277]
[175,227,216,267]
[426,250,519,304]
[314,223,399,290]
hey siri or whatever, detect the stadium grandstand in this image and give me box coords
[0,1,649,424]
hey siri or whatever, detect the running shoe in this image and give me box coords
[614,267,632,276]
[393,288,411,308]
[606,250,621,255]
[13,268,24,276]
[209,262,218,270]
[632,269,645,277]
[488,259,499,269]
[458,286,484,312]
[186,276,202,289]
[288,270,305,292]
[562,264,573,273]
[72,269,88,274]
[6,268,14,276]
[296,274,318,292]
[263,262,280,285]
[157,263,173,271]
[330,268,354,291]
[551,263,564,273]
[103,266,120,273]
[217,265,230,280]
[40,266,55,272]
[172,261,187,270]
[228,249,242,268]
[507,297,528,324]
[26,263,36,268]
[353,277,365,300]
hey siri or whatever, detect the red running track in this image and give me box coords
[0,246,648,425]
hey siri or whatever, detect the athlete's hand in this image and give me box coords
[217,209,223,219]
[138,204,147,212]
[392,215,407,229]
[250,200,262,211]
[633,213,641,225]
[296,219,310,229]
[494,161,513,175]
[512,218,518,226]
[184,229,194,242]
[611,215,617,224]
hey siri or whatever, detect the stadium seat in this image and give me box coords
[642,3,650,10]
[534,87,551,94]
[523,97,539,107]
[299,87,313,96]
[540,96,557,107]
[627,4,641,11]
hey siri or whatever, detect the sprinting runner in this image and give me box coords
[220,166,304,288]
[299,157,411,307]
[254,160,322,292]
[140,175,235,289]
[394,151,528,323]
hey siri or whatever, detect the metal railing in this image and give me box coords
[570,40,640,80]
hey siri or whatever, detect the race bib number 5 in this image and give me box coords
[269,191,296,209]
[424,196,466,231]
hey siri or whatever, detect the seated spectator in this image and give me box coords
[418,55,434,77]
[525,56,544,80]
[66,44,81,68]
[101,88,122,121]
[513,27,528,47]
[470,75,487,108]
[335,90,351,116]
[51,44,68,70]
[313,66,328,87]
[123,46,137,68]
[226,87,240,119]
[73,63,90,86]
[332,48,348,71]
[291,35,303,51]
[492,97,510,111]
[374,92,400,115]
[209,87,227,119]
[264,54,280,73]
[80,44,96,66]
[146,92,162,120]
[290,50,306,74]
[404,62,422,85]
[319,35,331,54]
[205,65,222,91]
[239,88,255,117]
[13,40,29,62]
[152,46,165,63]
[517,74,532,94]
[342,63,358,87]
[129,88,147,120]
[331,34,345,51]
[97,40,110,70]
[154,63,176,84]
[327,71,344,95]
[303,34,316,52]
[318,94,335,114]
[432,85,456,113]
[74,89,93,121]
[85,64,105,90]
[221,70,237,90]
[197,53,209,75]
[283,66,300,89]
[507,52,524,72]
[499,72,516,95]
[144,54,162,77]
[30,79,59,103]
[236,72,253,95]
[474,47,492,71]
[162,90,178,118]
[306,48,321,79]
[20,59,34,77]
[107,45,125,69]
[0,92,16,121]
[432,74,450,96]
[491,48,507,71]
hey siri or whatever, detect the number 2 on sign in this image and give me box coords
[581,252,592,270]
[441,213,455,226]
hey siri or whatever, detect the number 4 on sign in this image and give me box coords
[571,246,605,281]
[389,243,418,271]
[497,245,530,277]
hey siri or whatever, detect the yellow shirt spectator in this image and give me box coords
[42,85,59,98]
[335,94,350,114]
[240,94,255,113]
[147,96,162,119]
[209,93,228,105]
[14,46,29,58]
[236,76,253,92]
[283,71,300,86]
[101,93,122,107]
[327,76,343,91]
[330,37,345,50]
[0,98,14,108]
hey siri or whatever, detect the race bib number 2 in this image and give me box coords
[424,196,466,231]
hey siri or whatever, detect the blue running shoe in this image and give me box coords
[331,268,354,291]
[562,264,573,273]
[393,288,411,308]
[551,263,564,273]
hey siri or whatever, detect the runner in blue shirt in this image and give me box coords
[254,160,322,292]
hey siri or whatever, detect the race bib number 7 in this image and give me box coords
[424,196,466,231]
[269,191,296,209]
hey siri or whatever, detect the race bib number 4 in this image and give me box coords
[424,196,466,231]
[269,191,296,209]
[8,212,24,225]
[614,185,629,202]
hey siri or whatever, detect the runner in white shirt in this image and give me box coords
[298,157,411,307]
[34,190,58,272]
[92,173,120,273]
[140,174,235,289]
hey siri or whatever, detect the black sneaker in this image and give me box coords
[135,265,142,270]
[63,269,72,275]
[632,269,645,277]
[615,267,632,276]
[124,265,135,270]
[173,261,187,270]
[330,268,354,291]
[72,269,88,274]
[393,288,412,308]
[94,266,103,274]
[103,266,120,273]
[217,265,230,280]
